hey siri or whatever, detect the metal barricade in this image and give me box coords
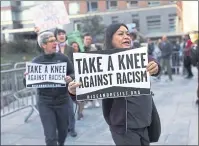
[1,67,39,122]
[1,63,14,70]
[14,62,26,69]
[14,62,26,91]
[171,51,181,74]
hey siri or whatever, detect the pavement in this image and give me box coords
[1,68,198,145]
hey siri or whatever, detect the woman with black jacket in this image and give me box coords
[68,23,161,145]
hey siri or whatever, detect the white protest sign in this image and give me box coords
[73,47,151,101]
[26,62,67,88]
[30,1,70,32]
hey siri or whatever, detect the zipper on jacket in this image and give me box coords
[125,97,128,134]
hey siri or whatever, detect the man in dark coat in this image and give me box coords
[190,31,199,104]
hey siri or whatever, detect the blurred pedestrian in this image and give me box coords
[54,28,77,137]
[83,33,101,109]
[183,34,194,79]
[189,31,199,104]
[158,35,173,81]
[129,32,140,49]
[147,38,155,56]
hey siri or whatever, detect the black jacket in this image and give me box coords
[159,41,172,59]
[148,43,155,55]
[24,53,74,105]
[102,56,161,134]
[58,44,74,64]
[191,44,199,69]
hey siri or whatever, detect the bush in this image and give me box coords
[1,39,39,54]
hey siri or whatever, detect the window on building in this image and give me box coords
[112,16,118,24]
[146,15,161,32]
[87,1,98,12]
[169,1,177,4]
[127,0,138,8]
[107,0,117,10]
[1,1,11,7]
[148,1,160,6]
[168,13,177,32]
[74,21,82,31]
[132,19,140,31]
[131,14,140,31]
[68,2,80,15]
[20,1,35,7]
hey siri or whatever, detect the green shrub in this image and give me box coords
[1,39,39,54]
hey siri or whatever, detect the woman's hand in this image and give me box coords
[65,76,72,84]
[68,81,81,95]
[34,27,40,34]
[146,61,159,75]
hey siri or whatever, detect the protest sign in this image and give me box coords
[26,62,67,88]
[73,47,151,101]
[30,1,70,32]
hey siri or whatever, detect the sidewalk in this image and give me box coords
[1,69,198,145]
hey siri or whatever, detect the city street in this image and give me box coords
[1,68,198,145]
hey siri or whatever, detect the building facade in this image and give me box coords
[1,1,183,40]
[64,0,183,37]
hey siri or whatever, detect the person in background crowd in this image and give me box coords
[181,35,188,76]
[147,38,155,56]
[67,23,161,145]
[183,34,194,79]
[54,28,74,62]
[189,31,199,104]
[71,42,80,53]
[129,31,140,49]
[171,39,181,74]
[83,33,101,108]
[54,28,77,137]
[158,35,173,81]
[70,41,84,120]
[24,32,74,145]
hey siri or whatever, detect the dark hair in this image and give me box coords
[54,28,67,40]
[70,41,80,52]
[104,23,128,50]
[83,33,92,38]
[130,32,137,39]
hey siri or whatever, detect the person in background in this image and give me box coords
[71,42,80,53]
[54,28,77,137]
[189,31,199,104]
[54,28,74,62]
[158,35,173,81]
[83,33,100,109]
[68,23,161,145]
[147,38,155,56]
[24,31,74,145]
[129,32,140,49]
[70,41,84,120]
[183,34,194,79]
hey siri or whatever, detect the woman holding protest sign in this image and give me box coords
[24,31,75,145]
[68,23,161,145]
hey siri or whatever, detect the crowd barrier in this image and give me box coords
[1,62,39,123]
[171,51,182,74]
